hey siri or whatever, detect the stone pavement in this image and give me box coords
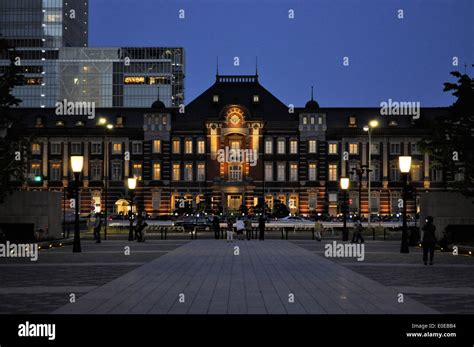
[54,240,437,314]
[0,240,187,313]
[293,240,474,314]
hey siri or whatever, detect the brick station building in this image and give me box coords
[13,73,449,218]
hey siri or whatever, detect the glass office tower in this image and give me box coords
[0,0,88,107]
[59,47,185,108]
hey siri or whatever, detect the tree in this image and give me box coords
[420,71,474,196]
[0,38,29,203]
[273,199,290,218]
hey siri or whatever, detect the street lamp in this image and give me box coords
[71,156,84,253]
[340,177,350,241]
[399,156,412,253]
[364,119,379,228]
[127,177,137,241]
[97,118,114,241]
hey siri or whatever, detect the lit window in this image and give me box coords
[349,143,359,155]
[185,139,193,154]
[253,95,259,103]
[197,163,205,181]
[172,139,180,154]
[411,162,422,181]
[265,163,273,181]
[153,140,161,153]
[349,116,357,127]
[328,164,338,181]
[184,163,193,181]
[197,140,205,154]
[265,139,273,154]
[290,164,298,181]
[50,163,61,181]
[213,95,219,103]
[31,143,41,155]
[308,193,317,210]
[112,143,122,154]
[153,163,161,180]
[290,140,298,154]
[172,163,181,181]
[132,163,142,180]
[277,139,286,154]
[328,143,338,154]
[302,117,307,125]
[309,163,317,181]
[310,117,315,125]
[308,140,317,153]
[277,163,286,181]
[30,163,41,176]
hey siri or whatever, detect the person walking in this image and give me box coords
[226,219,234,243]
[422,216,437,265]
[213,215,220,239]
[135,213,147,242]
[314,219,322,242]
[351,217,364,243]
[245,217,252,240]
[258,214,266,240]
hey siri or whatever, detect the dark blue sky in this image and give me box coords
[90,0,473,107]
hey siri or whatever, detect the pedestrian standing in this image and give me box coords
[94,213,102,243]
[258,214,266,240]
[236,218,245,240]
[213,215,220,239]
[422,216,436,265]
[245,217,252,240]
[227,219,234,242]
[314,219,322,242]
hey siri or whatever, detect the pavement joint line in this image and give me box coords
[0,262,147,267]
[0,286,97,294]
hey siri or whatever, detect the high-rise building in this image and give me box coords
[0,1,185,108]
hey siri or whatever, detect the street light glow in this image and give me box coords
[340,177,350,190]
[127,177,137,190]
[98,117,107,125]
[106,124,114,130]
[399,156,412,173]
[71,156,84,173]
[369,119,379,128]
[363,125,369,132]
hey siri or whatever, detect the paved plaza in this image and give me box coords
[0,238,473,314]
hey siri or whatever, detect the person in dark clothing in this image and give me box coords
[351,217,364,243]
[245,217,252,240]
[422,216,437,265]
[213,216,220,239]
[135,214,147,242]
[94,214,102,243]
[258,215,266,240]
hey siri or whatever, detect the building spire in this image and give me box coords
[311,85,314,100]
[255,56,258,76]
[216,56,219,77]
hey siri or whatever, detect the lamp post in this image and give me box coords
[350,166,367,219]
[98,118,114,241]
[363,119,379,228]
[340,177,350,241]
[71,156,84,253]
[127,177,137,241]
[399,156,412,253]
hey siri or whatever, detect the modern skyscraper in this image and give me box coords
[0,1,185,108]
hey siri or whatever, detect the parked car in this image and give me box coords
[173,216,213,230]
[276,216,313,224]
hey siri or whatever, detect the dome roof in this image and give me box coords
[305,86,319,110]
[305,99,319,110]
[151,99,166,110]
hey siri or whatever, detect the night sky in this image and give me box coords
[89,0,473,107]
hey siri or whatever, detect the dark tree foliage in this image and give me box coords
[273,199,290,218]
[0,38,30,203]
[420,71,474,196]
